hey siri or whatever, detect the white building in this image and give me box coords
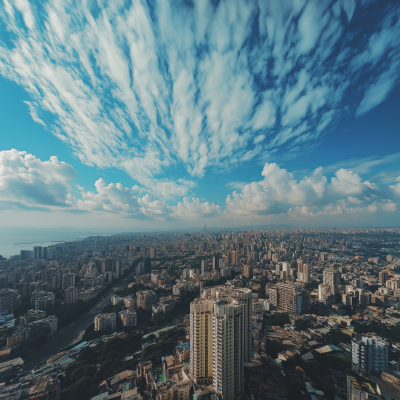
[352,335,389,375]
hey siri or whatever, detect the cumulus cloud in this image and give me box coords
[0,0,399,191]
[225,162,398,219]
[0,149,75,207]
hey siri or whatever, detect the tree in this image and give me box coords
[294,318,309,331]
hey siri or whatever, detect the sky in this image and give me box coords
[0,0,400,232]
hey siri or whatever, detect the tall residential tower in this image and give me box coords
[189,283,252,400]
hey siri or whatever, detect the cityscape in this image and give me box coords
[1,0,400,400]
[0,228,399,399]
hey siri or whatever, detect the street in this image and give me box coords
[23,271,136,371]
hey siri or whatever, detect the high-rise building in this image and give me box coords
[212,255,219,270]
[379,271,388,285]
[62,273,75,290]
[150,248,155,259]
[20,250,31,260]
[268,283,309,315]
[33,246,43,260]
[352,335,388,375]
[201,260,209,273]
[323,269,340,294]
[244,264,253,279]
[189,283,251,400]
[227,251,238,267]
[0,288,18,313]
[297,260,310,283]
[65,287,78,304]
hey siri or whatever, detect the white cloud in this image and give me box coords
[225,162,399,219]
[0,149,75,207]
[170,197,221,219]
[0,0,399,194]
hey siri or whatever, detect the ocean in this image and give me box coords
[0,228,102,258]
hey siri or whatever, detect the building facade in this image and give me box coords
[189,283,252,400]
[352,335,389,375]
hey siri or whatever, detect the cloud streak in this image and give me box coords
[0,0,399,195]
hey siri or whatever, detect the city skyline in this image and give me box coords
[1,0,400,231]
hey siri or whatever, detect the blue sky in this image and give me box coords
[0,0,400,230]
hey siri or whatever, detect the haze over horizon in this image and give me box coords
[1,0,400,231]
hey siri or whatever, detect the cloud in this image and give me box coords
[170,197,221,219]
[225,162,398,219]
[0,149,75,207]
[0,0,399,193]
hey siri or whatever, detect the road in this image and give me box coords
[23,273,135,372]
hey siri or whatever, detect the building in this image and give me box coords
[0,289,17,313]
[189,283,252,400]
[269,283,309,315]
[227,251,238,266]
[201,260,209,273]
[118,310,137,327]
[297,260,310,283]
[30,291,55,310]
[352,335,389,375]
[62,273,75,290]
[212,255,219,270]
[379,271,389,285]
[347,375,380,400]
[65,287,78,304]
[94,313,117,331]
[323,269,340,294]
[136,290,157,311]
[244,265,253,279]
[347,374,400,400]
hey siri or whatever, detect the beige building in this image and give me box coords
[297,260,310,283]
[189,283,252,400]
[227,251,238,266]
[269,283,309,315]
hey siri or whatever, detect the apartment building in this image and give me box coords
[94,313,117,331]
[269,283,309,315]
[136,290,157,311]
[189,283,252,400]
[352,335,389,375]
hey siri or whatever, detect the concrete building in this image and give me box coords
[379,271,388,285]
[0,288,18,313]
[297,261,310,283]
[227,251,238,267]
[201,260,209,273]
[269,283,309,315]
[189,283,252,400]
[352,335,389,375]
[65,287,78,304]
[323,269,340,294]
[62,273,75,290]
[136,290,157,311]
[118,310,137,327]
[244,264,253,279]
[94,313,117,331]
